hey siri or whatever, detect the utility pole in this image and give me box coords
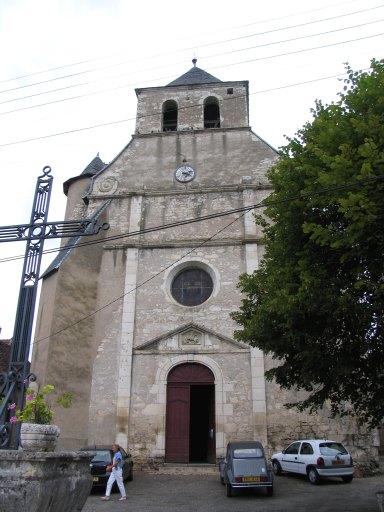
[0,166,108,448]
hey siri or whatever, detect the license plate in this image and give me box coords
[93,477,99,482]
[242,476,260,482]
[332,460,343,465]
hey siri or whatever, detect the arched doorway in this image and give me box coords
[165,363,215,463]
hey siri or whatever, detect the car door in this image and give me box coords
[281,442,301,473]
[297,442,315,474]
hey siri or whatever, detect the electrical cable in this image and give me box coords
[0,18,380,116]
[0,3,382,95]
[25,173,384,345]
[1,172,381,264]
[0,44,380,148]
[0,0,363,85]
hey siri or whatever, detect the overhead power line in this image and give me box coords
[0,172,380,265]
[31,174,384,346]
[0,18,381,116]
[0,0,361,85]
[0,52,378,149]
[0,3,382,95]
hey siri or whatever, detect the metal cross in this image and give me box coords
[0,166,109,448]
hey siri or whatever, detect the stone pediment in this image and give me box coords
[134,323,249,353]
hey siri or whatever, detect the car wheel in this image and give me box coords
[226,483,233,497]
[272,459,282,476]
[341,475,353,483]
[307,467,320,485]
[266,485,274,496]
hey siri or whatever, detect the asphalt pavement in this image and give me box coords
[83,472,384,512]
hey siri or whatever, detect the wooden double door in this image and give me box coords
[165,363,215,463]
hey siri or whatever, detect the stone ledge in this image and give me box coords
[0,449,92,461]
[0,450,93,512]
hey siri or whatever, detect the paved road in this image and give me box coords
[83,472,384,512]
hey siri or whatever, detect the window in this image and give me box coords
[171,268,213,306]
[162,100,178,131]
[284,442,301,455]
[204,97,220,128]
[90,451,112,463]
[319,442,348,456]
[233,448,263,458]
[300,442,314,455]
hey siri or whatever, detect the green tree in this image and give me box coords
[233,59,384,428]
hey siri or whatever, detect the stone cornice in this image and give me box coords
[103,236,263,251]
[88,182,272,200]
[133,126,251,138]
[133,349,249,355]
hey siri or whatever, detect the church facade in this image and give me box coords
[32,63,378,464]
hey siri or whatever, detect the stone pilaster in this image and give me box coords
[115,196,142,448]
[243,189,268,445]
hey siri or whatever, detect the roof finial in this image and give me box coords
[192,57,197,67]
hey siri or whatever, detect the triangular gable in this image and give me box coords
[135,322,249,351]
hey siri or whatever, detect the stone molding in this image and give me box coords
[149,354,226,459]
[134,126,251,139]
[87,182,272,200]
[134,322,250,351]
[103,237,263,251]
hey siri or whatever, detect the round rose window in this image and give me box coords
[171,268,213,306]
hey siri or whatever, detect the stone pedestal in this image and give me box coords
[0,450,92,512]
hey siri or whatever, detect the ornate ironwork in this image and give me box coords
[0,165,109,449]
[0,219,109,242]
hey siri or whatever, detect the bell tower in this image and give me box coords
[135,58,249,134]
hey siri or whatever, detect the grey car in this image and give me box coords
[219,441,274,497]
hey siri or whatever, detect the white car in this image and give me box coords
[271,439,354,485]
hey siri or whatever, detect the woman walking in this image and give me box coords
[101,443,127,501]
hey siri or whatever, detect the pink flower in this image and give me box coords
[9,416,18,424]
[26,393,34,401]
[7,403,16,410]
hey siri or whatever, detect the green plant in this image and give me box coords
[13,384,73,425]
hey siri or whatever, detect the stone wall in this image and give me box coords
[264,355,378,461]
[0,450,92,512]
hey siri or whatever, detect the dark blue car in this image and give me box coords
[81,445,133,491]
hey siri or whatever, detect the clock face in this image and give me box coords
[175,165,195,183]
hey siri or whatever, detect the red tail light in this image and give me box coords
[317,457,325,466]
[235,476,242,483]
[260,475,268,482]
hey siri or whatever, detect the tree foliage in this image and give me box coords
[233,60,384,428]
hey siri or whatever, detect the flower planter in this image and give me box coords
[20,423,60,452]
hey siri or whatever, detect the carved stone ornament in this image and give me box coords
[180,330,203,346]
[20,423,60,451]
[98,176,118,194]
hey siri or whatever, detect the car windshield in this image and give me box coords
[233,448,263,458]
[319,443,348,456]
[91,450,111,463]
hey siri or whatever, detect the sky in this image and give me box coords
[0,0,382,338]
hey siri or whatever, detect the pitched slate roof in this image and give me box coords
[81,154,106,176]
[167,66,221,87]
[63,154,106,195]
[41,199,111,279]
